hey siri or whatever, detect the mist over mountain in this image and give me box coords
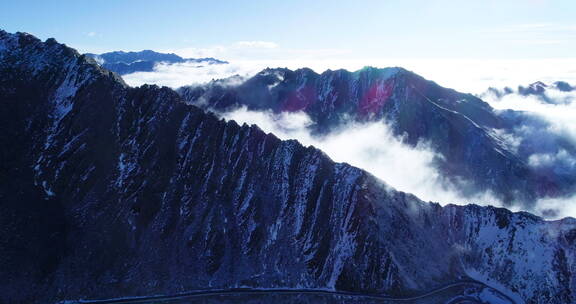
[177,69,576,218]
[476,81,576,217]
[2,30,575,304]
[85,50,227,75]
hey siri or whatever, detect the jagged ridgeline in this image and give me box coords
[0,30,575,304]
[177,67,576,207]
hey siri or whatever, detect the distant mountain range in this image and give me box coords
[482,80,575,104]
[85,50,227,75]
[1,30,575,304]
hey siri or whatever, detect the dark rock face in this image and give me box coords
[85,50,227,75]
[1,31,575,304]
[178,68,571,206]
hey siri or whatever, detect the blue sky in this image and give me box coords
[2,0,575,58]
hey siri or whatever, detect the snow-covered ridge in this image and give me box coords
[0,30,127,84]
[0,30,129,198]
[0,30,19,58]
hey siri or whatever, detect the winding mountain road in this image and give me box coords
[64,281,517,304]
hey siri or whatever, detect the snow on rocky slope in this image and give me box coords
[0,30,574,304]
[178,67,576,209]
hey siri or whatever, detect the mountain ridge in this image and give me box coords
[178,66,562,207]
[85,49,228,75]
[1,30,575,304]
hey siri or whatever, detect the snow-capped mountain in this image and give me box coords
[85,50,227,75]
[1,30,575,304]
[177,68,576,211]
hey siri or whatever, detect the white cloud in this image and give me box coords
[160,40,283,60]
[219,106,576,219]
[534,195,576,219]
[490,128,523,154]
[235,41,278,49]
[84,31,101,38]
[528,149,576,170]
[483,85,576,219]
[506,39,566,45]
[122,61,262,88]
[120,58,576,219]
[484,88,576,144]
[480,23,576,34]
[220,107,503,208]
[475,22,576,51]
[92,56,105,65]
[121,55,576,95]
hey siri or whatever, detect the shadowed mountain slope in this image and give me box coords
[1,30,575,304]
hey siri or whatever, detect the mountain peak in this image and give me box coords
[0,29,126,95]
[353,65,405,76]
[553,80,574,92]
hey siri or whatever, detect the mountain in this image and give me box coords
[482,81,575,103]
[178,68,576,207]
[1,30,575,304]
[85,50,227,75]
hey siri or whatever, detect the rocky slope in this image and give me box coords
[1,30,575,304]
[178,68,576,207]
[85,50,227,75]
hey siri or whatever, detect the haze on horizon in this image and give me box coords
[3,0,576,92]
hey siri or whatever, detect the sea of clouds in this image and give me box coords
[481,84,576,218]
[122,57,576,94]
[219,107,503,208]
[120,55,576,219]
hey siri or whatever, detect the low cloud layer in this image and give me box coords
[483,85,576,219]
[120,56,576,219]
[220,107,503,209]
[534,195,576,219]
[485,89,576,144]
[122,61,261,88]
[483,85,576,152]
[121,56,576,94]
